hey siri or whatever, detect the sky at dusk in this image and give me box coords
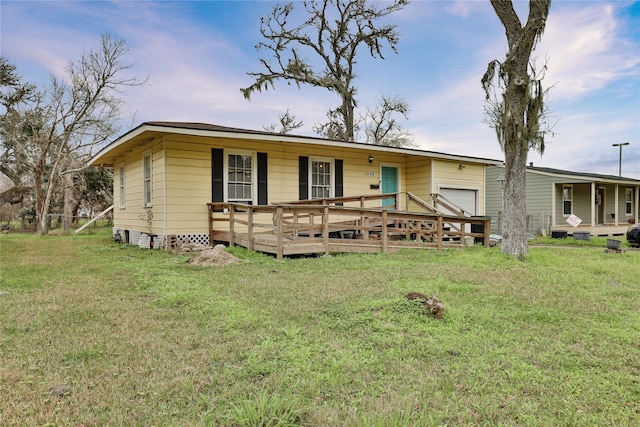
[2,0,639,178]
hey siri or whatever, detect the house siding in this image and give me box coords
[406,157,431,203]
[484,165,503,233]
[113,137,164,237]
[564,183,594,222]
[433,160,485,214]
[144,134,420,236]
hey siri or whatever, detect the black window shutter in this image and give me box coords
[257,152,268,205]
[211,148,224,202]
[335,159,343,198]
[299,156,308,200]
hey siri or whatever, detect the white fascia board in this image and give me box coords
[89,123,151,166]
[90,123,503,167]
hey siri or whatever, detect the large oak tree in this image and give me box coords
[241,0,408,142]
[482,0,552,259]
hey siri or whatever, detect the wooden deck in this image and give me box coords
[208,193,491,259]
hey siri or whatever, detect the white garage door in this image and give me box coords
[439,188,477,216]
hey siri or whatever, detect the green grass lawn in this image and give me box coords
[1,230,638,426]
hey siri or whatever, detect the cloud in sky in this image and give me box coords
[1,0,638,178]
[538,2,640,99]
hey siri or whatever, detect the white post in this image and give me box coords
[614,184,619,226]
[75,205,114,234]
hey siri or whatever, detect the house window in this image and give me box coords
[311,159,332,199]
[143,153,152,207]
[562,185,573,216]
[227,153,253,203]
[118,164,126,208]
[625,188,633,215]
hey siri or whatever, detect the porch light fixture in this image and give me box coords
[612,142,630,177]
[369,156,374,164]
[458,163,466,170]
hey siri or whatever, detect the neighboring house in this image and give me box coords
[485,164,640,236]
[90,122,501,249]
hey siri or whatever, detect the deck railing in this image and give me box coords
[431,193,471,217]
[207,193,490,259]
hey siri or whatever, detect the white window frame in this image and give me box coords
[143,152,152,207]
[224,150,256,204]
[309,157,334,199]
[625,188,633,216]
[118,163,126,209]
[562,185,573,216]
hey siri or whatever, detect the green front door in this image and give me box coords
[381,166,398,207]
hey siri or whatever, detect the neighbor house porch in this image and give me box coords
[550,223,632,237]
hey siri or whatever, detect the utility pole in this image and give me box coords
[612,142,629,177]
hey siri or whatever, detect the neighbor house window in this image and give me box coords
[227,152,254,203]
[311,159,332,199]
[118,163,126,208]
[625,188,633,215]
[563,185,573,216]
[143,153,152,207]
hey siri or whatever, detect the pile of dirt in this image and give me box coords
[405,292,446,319]
[187,245,241,267]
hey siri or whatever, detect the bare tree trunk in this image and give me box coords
[39,141,65,235]
[37,193,53,235]
[34,160,45,234]
[343,97,355,142]
[502,144,528,258]
[63,173,75,233]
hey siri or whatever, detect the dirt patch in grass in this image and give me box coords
[187,245,241,267]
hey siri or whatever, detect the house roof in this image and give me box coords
[492,164,640,185]
[89,121,503,167]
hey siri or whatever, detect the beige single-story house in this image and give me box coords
[89,122,502,249]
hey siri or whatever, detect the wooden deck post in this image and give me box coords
[437,216,443,250]
[484,218,491,247]
[229,206,235,247]
[323,205,330,256]
[363,216,370,240]
[382,210,388,253]
[275,206,284,260]
[208,204,213,247]
[247,207,254,250]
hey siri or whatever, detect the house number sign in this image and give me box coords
[365,172,375,177]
